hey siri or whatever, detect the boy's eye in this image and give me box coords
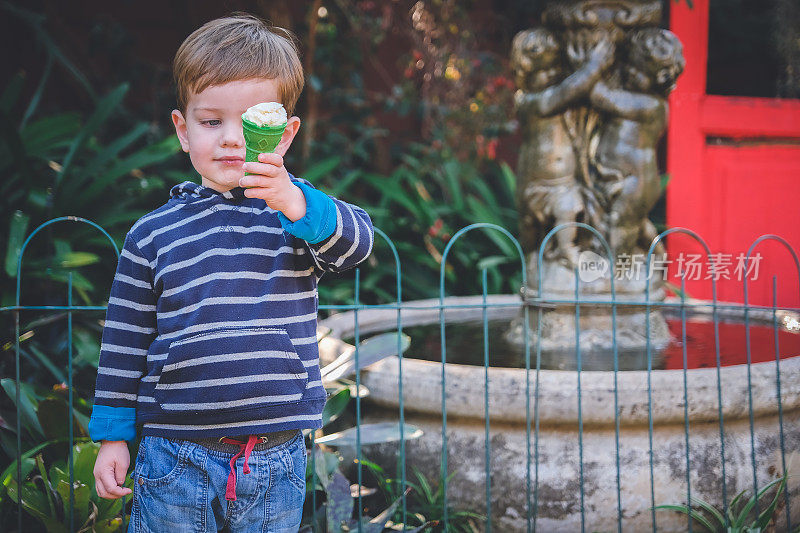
[200,119,221,127]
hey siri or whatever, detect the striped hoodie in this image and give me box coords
[88,178,373,441]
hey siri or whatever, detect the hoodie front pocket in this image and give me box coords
[154,327,308,414]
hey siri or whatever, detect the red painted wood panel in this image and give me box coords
[667,0,800,307]
[667,145,800,308]
[700,96,800,138]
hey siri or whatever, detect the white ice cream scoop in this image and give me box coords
[242,102,287,127]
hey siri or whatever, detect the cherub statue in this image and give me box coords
[512,28,614,269]
[589,27,685,255]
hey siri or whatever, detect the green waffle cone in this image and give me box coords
[242,117,287,162]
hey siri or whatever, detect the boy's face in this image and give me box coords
[171,78,300,193]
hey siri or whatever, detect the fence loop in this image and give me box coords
[14,216,121,306]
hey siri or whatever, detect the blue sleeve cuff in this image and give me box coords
[277,181,337,244]
[88,405,137,443]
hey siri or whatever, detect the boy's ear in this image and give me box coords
[273,116,301,158]
[171,110,190,153]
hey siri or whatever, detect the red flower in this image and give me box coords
[428,218,444,237]
[492,76,512,90]
[487,138,498,160]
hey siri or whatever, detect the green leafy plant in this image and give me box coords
[296,0,523,307]
[398,467,483,533]
[0,378,92,481]
[1,72,180,299]
[313,330,422,459]
[301,332,439,532]
[4,440,131,532]
[314,146,521,307]
[363,459,485,533]
[302,330,484,532]
[1,74,180,304]
[302,445,432,533]
[654,471,797,533]
[0,5,183,452]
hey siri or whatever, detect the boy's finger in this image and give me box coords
[240,175,280,188]
[115,462,128,486]
[95,476,107,498]
[99,469,129,498]
[241,161,280,178]
[99,470,119,496]
[242,187,272,201]
[106,484,132,498]
[257,152,283,166]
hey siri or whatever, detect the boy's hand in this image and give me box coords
[94,440,132,499]
[240,153,307,222]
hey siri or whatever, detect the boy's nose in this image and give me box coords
[221,124,244,147]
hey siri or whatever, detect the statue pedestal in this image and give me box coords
[504,302,672,371]
[505,256,673,369]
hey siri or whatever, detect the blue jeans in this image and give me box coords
[128,431,306,532]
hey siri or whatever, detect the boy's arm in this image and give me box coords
[278,178,374,274]
[88,232,156,443]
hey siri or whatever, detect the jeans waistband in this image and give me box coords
[185,429,299,453]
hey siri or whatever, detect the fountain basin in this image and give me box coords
[319,295,800,532]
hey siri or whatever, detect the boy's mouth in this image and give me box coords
[216,156,244,166]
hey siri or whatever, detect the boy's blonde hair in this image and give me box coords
[173,13,304,115]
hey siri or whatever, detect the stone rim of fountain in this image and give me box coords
[319,295,800,426]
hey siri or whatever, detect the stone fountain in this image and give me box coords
[318,1,800,530]
[320,299,800,531]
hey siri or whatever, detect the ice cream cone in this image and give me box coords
[242,117,287,162]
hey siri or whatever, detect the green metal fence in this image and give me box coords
[2,217,798,532]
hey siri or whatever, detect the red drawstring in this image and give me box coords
[220,435,259,501]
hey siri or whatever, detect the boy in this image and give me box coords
[88,13,373,532]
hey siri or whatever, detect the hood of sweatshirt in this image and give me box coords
[169,181,248,202]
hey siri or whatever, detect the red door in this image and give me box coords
[667,0,800,308]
